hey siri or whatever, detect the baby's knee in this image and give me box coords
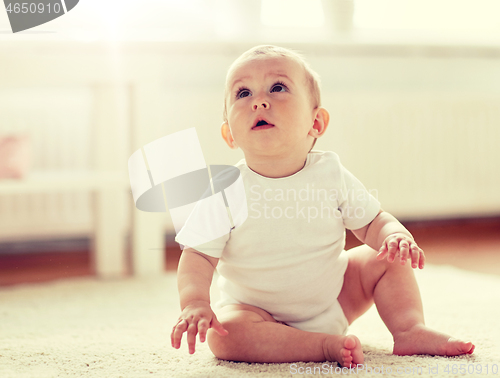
[207,308,268,360]
[206,318,238,360]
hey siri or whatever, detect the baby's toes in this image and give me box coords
[467,344,475,354]
[343,335,364,366]
[339,349,353,368]
[459,341,474,355]
[324,334,364,368]
[446,338,475,356]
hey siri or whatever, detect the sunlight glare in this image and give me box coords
[354,0,500,32]
[261,0,324,28]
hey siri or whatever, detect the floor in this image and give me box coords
[397,217,500,276]
[0,217,499,286]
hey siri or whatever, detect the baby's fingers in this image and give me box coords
[409,243,420,268]
[171,319,188,349]
[399,240,410,265]
[187,322,198,354]
[386,239,399,263]
[410,243,425,269]
[198,318,210,343]
[409,243,425,269]
[419,251,426,269]
[211,317,229,337]
[377,242,388,260]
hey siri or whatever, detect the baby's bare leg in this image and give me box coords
[207,304,363,367]
[338,245,474,356]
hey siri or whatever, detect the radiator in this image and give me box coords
[322,91,500,219]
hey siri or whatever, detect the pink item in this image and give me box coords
[0,135,31,179]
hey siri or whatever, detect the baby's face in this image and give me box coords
[223,56,318,158]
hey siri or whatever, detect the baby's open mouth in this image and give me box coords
[252,120,274,130]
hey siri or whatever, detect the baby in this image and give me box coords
[171,45,474,367]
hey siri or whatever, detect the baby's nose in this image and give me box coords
[253,101,270,110]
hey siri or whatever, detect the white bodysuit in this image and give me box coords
[175,150,380,335]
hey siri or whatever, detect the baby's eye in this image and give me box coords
[270,83,287,93]
[237,89,251,99]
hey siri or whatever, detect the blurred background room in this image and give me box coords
[1,0,499,286]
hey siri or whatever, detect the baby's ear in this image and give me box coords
[309,107,329,138]
[221,122,238,149]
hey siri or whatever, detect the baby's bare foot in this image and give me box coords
[393,324,475,356]
[323,334,364,368]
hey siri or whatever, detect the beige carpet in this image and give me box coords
[1,264,499,378]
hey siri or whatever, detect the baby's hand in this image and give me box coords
[376,233,425,269]
[171,300,228,354]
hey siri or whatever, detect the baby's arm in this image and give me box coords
[171,248,228,354]
[352,210,425,269]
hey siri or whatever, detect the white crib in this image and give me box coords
[0,44,167,278]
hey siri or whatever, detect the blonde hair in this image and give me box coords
[222,45,322,123]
